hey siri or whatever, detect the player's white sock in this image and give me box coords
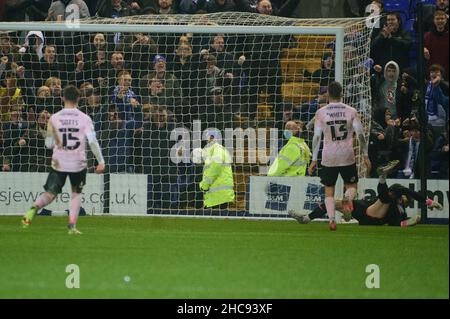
[34,193,53,209]
[69,192,81,226]
[325,197,336,222]
[344,187,357,201]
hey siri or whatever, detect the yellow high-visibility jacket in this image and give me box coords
[199,142,235,208]
[268,136,311,176]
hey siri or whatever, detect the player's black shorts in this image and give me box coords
[319,163,358,186]
[44,168,87,195]
[351,200,386,226]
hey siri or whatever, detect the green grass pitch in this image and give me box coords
[0,216,448,299]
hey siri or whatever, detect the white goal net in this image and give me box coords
[0,13,373,216]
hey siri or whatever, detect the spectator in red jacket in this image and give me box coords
[424,9,449,78]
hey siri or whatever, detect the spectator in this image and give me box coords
[103,51,135,94]
[19,31,45,71]
[112,70,141,122]
[436,0,449,13]
[1,71,22,119]
[371,61,406,119]
[202,0,236,13]
[199,86,234,133]
[423,0,449,32]
[368,107,400,177]
[304,52,335,88]
[297,87,328,128]
[178,0,203,13]
[42,76,63,113]
[142,77,170,108]
[75,33,111,88]
[173,41,194,95]
[235,0,300,17]
[79,82,102,118]
[28,1,53,20]
[34,85,51,115]
[45,76,62,97]
[159,0,177,14]
[371,12,412,71]
[1,110,28,172]
[233,2,292,116]
[123,32,158,77]
[20,110,53,172]
[0,0,5,20]
[46,0,90,21]
[430,120,449,179]
[425,64,449,137]
[35,45,68,87]
[141,54,182,107]
[396,118,434,179]
[204,35,239,74]
[275,102,300,133]
[424,10,449,78]
[37,85,51,98]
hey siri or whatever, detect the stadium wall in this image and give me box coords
[0,173,448,222]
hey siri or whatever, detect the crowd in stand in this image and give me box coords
[0,0,449,191]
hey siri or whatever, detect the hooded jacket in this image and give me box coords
[20,31,45,61]
[372,60,414,121]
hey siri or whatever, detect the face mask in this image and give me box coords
[283,130,293,139]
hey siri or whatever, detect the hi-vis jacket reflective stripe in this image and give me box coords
[200,142,235,208]
[267,136,311,176]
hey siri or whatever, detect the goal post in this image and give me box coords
[0,13,374,217]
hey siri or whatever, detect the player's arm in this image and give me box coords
[45,118,61,149]
[389,184,444,211]
[352,114,371,174]
[308,123,322,176]
[86,124,105,173]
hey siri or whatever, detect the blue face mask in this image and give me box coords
[283,130,293,139]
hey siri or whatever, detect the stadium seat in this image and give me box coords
[257,104,274,121]
[383,0,411,13]
[281,58,322,81]
[281,82,320,104]
[282,48,333,59]
[383,0,411,21]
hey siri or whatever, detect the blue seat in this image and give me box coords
[383,0,410,13]
[383,0,410,23]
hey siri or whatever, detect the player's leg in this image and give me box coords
[324,186,337,228]
[288,202,329,224]
[349,200,386,225]
[364,161,400,219]
[67,169,87,234]
[22,169,66,227]
[341,164,359,213]
[319,165,339,230]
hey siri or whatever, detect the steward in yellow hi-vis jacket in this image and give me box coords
[198,131,235,208]
[268,121,311,177]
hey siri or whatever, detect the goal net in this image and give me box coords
[0,13,373,217]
